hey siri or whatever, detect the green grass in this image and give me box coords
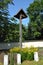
[21,60,43,65]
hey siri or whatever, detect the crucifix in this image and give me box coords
[14,9,27,48]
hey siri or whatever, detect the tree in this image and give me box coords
[0,0,14,42]
[4,23,27,42]
[27,0,43,40]
[0,0,28,42]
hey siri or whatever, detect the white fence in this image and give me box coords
[22,41,43,48]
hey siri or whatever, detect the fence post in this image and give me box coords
[17,53,21,65]
[34,52,39,61]
[4,55,8,65]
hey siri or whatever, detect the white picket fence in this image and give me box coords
[22,41,43,48]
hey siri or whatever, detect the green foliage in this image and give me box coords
[10,47,38,62]
[27,52,34,60]
[4,23,27,42]
[21,51,34,62]
[0,0,14,42]
[10,47,21,53]
[0,0,14,9]
[20,47,38,62]
[10,47,38,53]
[10,53,14,65]
[0,0,27,42]
[27,0,43,40]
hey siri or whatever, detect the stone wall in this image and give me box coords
[22,41,43,48]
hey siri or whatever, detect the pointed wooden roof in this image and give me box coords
[14,9,27,19]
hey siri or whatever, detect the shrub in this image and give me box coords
[26,52,34,60]
[10,47,21,53]
[10,54,14,65]
[21,48,34,62]
[10,47,38,62]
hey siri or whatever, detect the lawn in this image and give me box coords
[21,60,43,65]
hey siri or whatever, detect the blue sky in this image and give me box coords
[8,0,34,26]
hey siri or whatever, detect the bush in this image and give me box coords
[10,47,21,53]
[21,52,28,62]
[10,47,38,62]
[10,53,14,65]
[27,52,34,60]
[21,48,34,62]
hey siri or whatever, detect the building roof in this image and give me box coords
[0,42,19,50]
[14,9,27,19]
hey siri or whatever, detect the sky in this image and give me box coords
[8,0,34,26]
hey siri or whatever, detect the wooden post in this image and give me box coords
[19,14,22,48]
[14,9,27,48]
